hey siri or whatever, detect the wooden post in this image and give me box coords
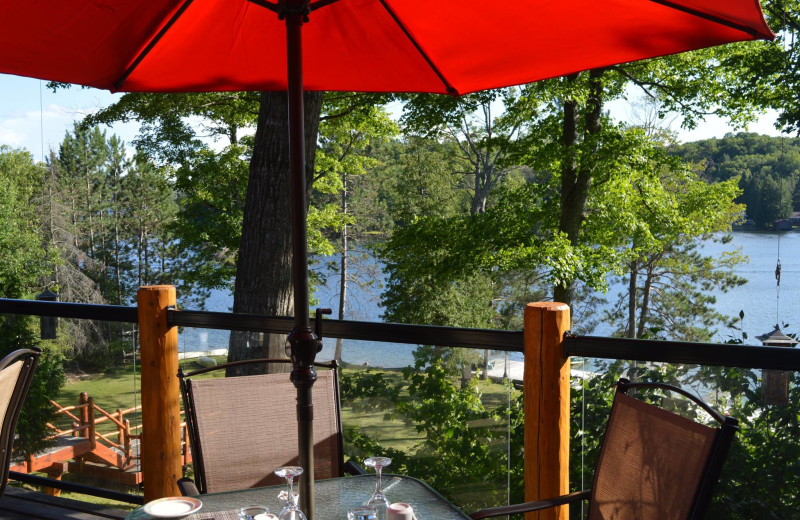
[523,302,570,520]
[79,392,89,438]
[116,409,125,467]
[87,396,96,450]
[77,392,89,472]
[138,285,181,501]
[123,418,132,467]
[44,462,67,497]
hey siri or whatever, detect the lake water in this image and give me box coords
[179,230,800,366]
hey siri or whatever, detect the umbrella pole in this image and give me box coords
[284,3,318,519]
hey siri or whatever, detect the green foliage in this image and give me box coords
[0,146,66,456]
[343,361,518,512]
[734,1,800,134]
[173,145,248,289]
[373,137,472,226]
[674,133,800,227]
[704,368,800,519]
[596,150,748,340]
[0,147,54,297]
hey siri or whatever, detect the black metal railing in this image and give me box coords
[5,296,799,371]
[0,298,525,352]
[9,471,144,505]
[565,333,800,371]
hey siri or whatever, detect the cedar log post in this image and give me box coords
[524,302,570,520]
[138,285,181,501]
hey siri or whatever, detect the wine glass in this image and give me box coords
[274,466,305,520]
[364,456,391,515]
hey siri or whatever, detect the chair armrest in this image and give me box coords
[177,477,200,496]
[343,460,367,476]
[469,489,590,519]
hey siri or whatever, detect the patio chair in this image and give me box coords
[0,348,40,497]
[470,378,739,520]
[177,358,363,495]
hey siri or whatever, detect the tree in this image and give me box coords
[85,90,324,372]
[599,162,747,340]
[0,146,65,456]
[313,94,397,362]
[227,91,324,373]
[400,89,526,215]
[57,123,109,278]
[736,0,800,135]
[507,31,784,307]
[120,154,178,288]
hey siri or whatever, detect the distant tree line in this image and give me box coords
[674,132,800,228]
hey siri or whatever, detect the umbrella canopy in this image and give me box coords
[0,0,773,94]
[0,1,773,517]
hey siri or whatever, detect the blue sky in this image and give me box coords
[0,74,783,164]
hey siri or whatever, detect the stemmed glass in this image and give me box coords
[274,466,305,520]
[364,456,391,515]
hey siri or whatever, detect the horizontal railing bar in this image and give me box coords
[566,334,800,371]
[169,309,293,333]
[318,317,524,351]
[168,309,525,351]
[0,298,524,351]
[0,299,138,323]
[9,471,144,505]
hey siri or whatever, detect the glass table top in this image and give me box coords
[127,474,471,519]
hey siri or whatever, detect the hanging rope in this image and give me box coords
[775,7,792,328]
[39,80,44,163]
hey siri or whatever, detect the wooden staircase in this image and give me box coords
[10,393,191,492]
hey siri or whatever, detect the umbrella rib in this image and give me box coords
[247,0,280,14]
[649,0,765,38]
[308,0,341,13]
[377,0,458,95]
[114,0,196,90]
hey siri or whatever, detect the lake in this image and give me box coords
[178,230,800,366]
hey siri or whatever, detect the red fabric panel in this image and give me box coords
[0,0,774,94]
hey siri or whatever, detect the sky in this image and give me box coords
[0,73,785,164]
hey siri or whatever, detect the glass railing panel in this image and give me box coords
[34,319,143,507]
[338,342,516,517]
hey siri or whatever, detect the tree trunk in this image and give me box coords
[334,171,347,363]
[554,90,580,307]
[553,70,604,308]
[227,91,323,376]
[636,256,658,339]
[626,260,638,338]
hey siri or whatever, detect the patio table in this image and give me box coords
[126,474,471,519]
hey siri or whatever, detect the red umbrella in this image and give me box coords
[0,0,773,516]
[0,0,774,93]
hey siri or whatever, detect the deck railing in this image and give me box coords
[3,290,800,518]
[47,395,141,469]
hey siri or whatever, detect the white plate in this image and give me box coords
[142,497,202,518]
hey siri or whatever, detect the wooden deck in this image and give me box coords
[0,486,129,519]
